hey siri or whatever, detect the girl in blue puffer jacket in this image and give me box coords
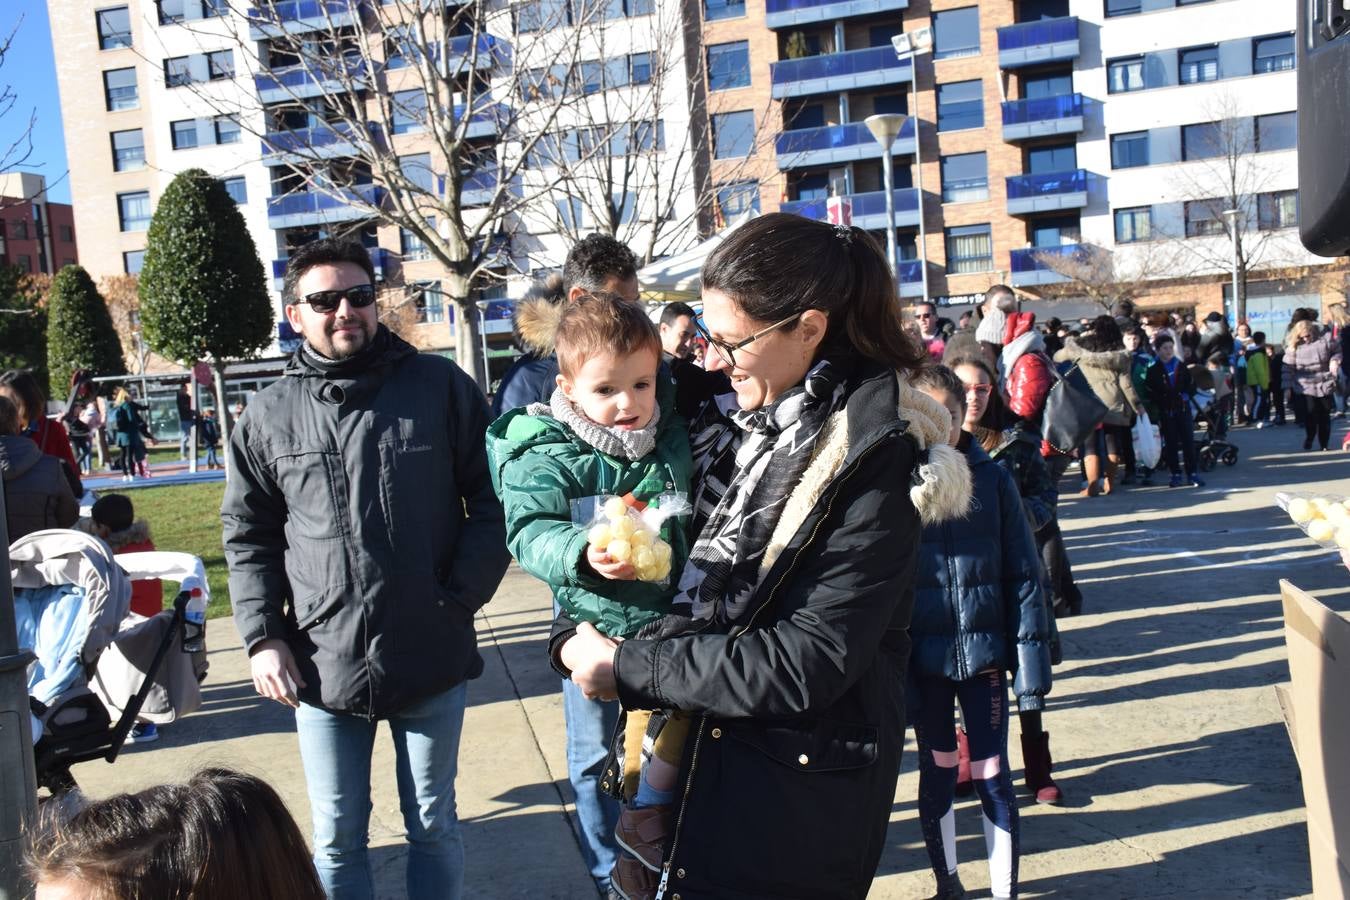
[909,365,1054,900]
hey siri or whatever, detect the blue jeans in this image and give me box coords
[295,683,467,900]
[179,420,192,458]
[561,677,620,891]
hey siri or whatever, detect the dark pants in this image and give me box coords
[1303,394,1334,449]
[1292,392,1306,427]
[1160,408,1198,476]
[1040,454,1083,616]
[1271,384,1286,423]
[1249,387,1267,423]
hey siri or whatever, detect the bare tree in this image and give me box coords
[1168,91,1300,323]
[0,17,36,182]
[1028,238,1195,311]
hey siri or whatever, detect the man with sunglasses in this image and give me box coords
[222,238,509,900]
[913,301,946,363]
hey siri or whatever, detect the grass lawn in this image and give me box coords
[120,481,233,620]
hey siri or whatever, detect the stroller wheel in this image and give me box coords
[1222,448,1239,466]
[1199,450,1217,472]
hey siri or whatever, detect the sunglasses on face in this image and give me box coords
[296,284,377,314]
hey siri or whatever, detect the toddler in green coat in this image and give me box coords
[487,291,693,900]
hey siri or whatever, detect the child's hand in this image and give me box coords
[586,544,637,581]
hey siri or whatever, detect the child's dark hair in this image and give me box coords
[1152,333,1175,352]
[554,292,661,379]
[0,395,18,436]
[26,768,325,900]
[700,213,926,374]
[1253,331,1265,344]
[91,494,135,533]
[911,364,968,414]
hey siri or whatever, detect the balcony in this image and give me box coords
[271,258,288,290]
[261,122,381,165]
[1001,93,1084,142]
[1005,169,1088,215]
[771,47,911,99]
[254,57,369,104]
[996,17,1080,69]
[1010,245,1080,287]
[247,0,362,40]
[444,34,510,74]
[266,184,387,229]
[775,118,916,170]
[765,0,908,29]
[781,188,920,231]
[455,103,508,139]
[897,259,924,298]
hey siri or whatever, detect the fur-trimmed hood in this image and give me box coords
[74,517,152,550]
[760,372,972,575]
[513,275,566,355]
[1053,339,1131,374]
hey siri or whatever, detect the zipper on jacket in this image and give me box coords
[943,518,968,681]
[657,433,897,898]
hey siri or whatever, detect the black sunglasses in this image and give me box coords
[297,284,377,314]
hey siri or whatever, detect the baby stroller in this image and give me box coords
[1188,366,1240,472]
[12,529,207,795]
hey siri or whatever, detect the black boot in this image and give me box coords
[929,870,966,900]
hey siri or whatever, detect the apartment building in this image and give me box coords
[697,0,1338,325]
[0,173,79,276]
[49,0,702,376]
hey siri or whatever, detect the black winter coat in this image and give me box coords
[222,328,510,718]
[611,365,923,900]
[908,441,1053,711]
[1145,357,1197,416]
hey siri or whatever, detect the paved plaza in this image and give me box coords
[69,424,1349,898]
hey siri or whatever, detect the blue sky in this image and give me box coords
[6,0,70,203]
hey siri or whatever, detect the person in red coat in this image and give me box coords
[999,310,1055,428]
[0,369,82,497]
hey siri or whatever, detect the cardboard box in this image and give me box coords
[1280,580,1350,899]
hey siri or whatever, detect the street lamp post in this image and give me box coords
[864,113,906,279]
[1222,208,1242,323]
[892,27,934,302]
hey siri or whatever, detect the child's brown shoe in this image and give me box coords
[613,804,670,872]
[610,855,658,900]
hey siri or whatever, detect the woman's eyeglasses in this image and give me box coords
[297,284,377,314]
[962,382,993,397]
[694,313,800,369]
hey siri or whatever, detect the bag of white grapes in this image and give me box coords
[1275,491,1350,550]
[571,493,692,584]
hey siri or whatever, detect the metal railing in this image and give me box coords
[1001,92,1082,125]
[996,16,1079,52]
[770,45,911,85]
[246,0,359,23]
[1005,168,1087,200]
[266,184,387,218]
[780,188,919,220]
[1009,244,1082,273]
[775,118,914,156]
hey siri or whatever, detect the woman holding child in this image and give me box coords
[556,214,970,899]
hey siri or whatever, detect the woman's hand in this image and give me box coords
[585,544,637,581]
[564,622,621,701]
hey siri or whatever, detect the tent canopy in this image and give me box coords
[638,211,758,302]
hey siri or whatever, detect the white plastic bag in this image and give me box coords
[1132,410,1161,470]
[570,493,690,583]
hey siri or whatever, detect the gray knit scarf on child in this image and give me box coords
[526,388,662,462]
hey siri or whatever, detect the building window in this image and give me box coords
[1184,201,1224,237]
[1031,216,1080,248]
[1106,56,1144,94]
[872,93,906,115]
[933,7,980,61]
[202,0,228,17]
[97,6,131,50]
[1105,0,1141,16]
[400,153,436,193]
[401,225,432,261]
[12,220,27,239]
[223,177,247,204]
[1182,122,1224,160]
[58,225,75,243]
[1253,34,1295,73]
[707,41,750,91]
[946,224,993,274]
[157,0,185,25]
[630,52,653,85]
[704,0,744,20]
[1258,190,1298,230]
[171,120,199,150]
[712,110,755,158]
[717,181,760,221]
[103,67,138,111]
[15,255,31,273]
[1024,72,1073,99]
[612,193,637,225]
[414,282,444,324]
[557,196,583,230]
[1110,131,1149,169]
[1256,111,1296,152]
[207,50,234,80]
[118,191,151,232]
[940,152,988,203]
[936,80,983,132]
[1179,45,1219,84]
[391,89,427,135]
[632,119,665,152]
[1028,144,1076,174]
[164,56,192,87]
[1114,206,1152,243]
[110,128,145,171]
[214,115,241,144]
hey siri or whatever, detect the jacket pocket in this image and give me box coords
[294,590,344,632]
[678,718,883,898]
[272,450,345,540]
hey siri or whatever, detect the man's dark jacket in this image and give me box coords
[222,328,510,718]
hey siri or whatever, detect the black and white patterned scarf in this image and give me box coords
[674,357,851,624]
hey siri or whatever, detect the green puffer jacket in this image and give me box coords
[487,401,693,639]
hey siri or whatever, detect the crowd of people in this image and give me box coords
[16,220,1347,900]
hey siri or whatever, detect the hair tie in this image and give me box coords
[834,224,854,244]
